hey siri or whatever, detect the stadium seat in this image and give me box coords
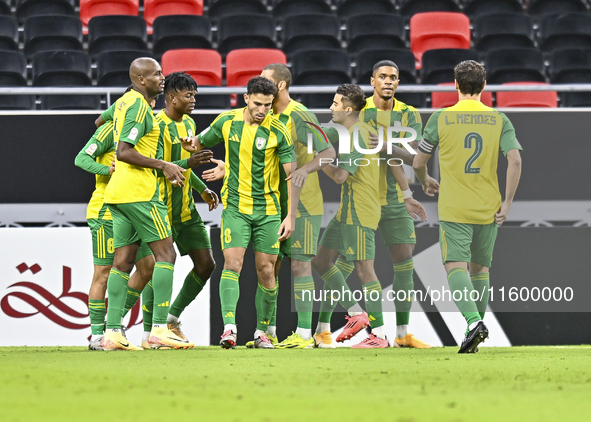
[226,49,286,86]
[539,13,591,52]
[463,0,523,18]
[473,13,535,52]
[0,50,33,109]
[422,48,480,84]
[24,15,83,60]
[97,50,156,87]
[485,48,546,84]
[216,14,276,57]
[496,82,557,107]
[273,0,332,20]
[16,0,75,24]
[410,12,471,68]
[79,0,139,29]
[548,48,591,107]
[162,49,230,109]
[431,82,493,108]
[399,0,461,18]
[32,51,99,110]
[143,0,203,28]
[336,0,395,19]
[153,15,212,59]
[355,48,426,108]
[207,0,268,22]
[527,0,587,15]
[346,14,406,55]
[0,16,19,51]
[0,0,10,16]
[88,15,148,58]
[282,14,341,58]
[291,48,351,108]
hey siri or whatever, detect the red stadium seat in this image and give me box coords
[226,49,286,86]
[431,82,493,108]
[496,82,557,108]
[161,49,222,86]
[143,0,203,30]
[79,0,139,31]
[410,12,471,68]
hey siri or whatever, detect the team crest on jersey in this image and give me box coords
[256,137,266,150]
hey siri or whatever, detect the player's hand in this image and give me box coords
[495,202,511,225]
[287,167,309,188]
[202,158,225,181]
[109,157,116,175]
[201,188,219,211]
[422,176,440,197]
[180,136,198,153]
[278,214,292,241]
[162,162,186,187]
[404,198,427,221]
[368,130,387,152]
[187,149,213,168]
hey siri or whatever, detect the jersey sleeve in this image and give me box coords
[276,123,296,165]
[101,103,116,122]
[419,110,442,154]
[199,116,226,148]
[292,109,332,153]
[499,113,523,156]
[118,98,151,147]
[74,124,115,176]
[190,171,207,194]
[405,106,423,140]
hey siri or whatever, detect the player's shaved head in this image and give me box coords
[263,63,291,89]
[372,60,398,76]
[129,57,159,80]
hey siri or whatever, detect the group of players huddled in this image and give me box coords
[75,56,521,354]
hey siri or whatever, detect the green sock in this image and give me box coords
[318,259,354,323]
[294,276,314,329]
[88,299,106,335]
[105,269,129,329]
[121,286,141,318]
[255,282,278,331]
[269,277,278,327]
[141,281,154,332]
[393,258,414,326]
[471,272,490,320]
[364,280,384,328]
[152,262,175,325]
[169,270,206,318]
[321,264,357,309]
[447,268,481,327]
[220,269,240,325]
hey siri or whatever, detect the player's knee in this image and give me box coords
[256,263,275,281]
[224,259,243,274]
[311,256,328,274]
[196,259,216,281]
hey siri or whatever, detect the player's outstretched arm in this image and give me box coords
[288,146,336,188]
[495,149,522,225]
[117,141,186,187]
[202,158,225,181]
[322,163,349,185]
[412,151,439,197]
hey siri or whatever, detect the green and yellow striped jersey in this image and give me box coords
[420,99,522,224]
[361,96,422,215]
[76,121,115,220]
[336,122,381,230]
[156,110,200,224]
[199,108,295,215]
[105,90,162,204]
[271,99,331,217]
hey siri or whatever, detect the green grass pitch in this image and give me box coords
[1,346,590,422]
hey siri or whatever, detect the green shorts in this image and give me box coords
[108,201,172,248]
[221,206,281,255]
[88,218,153,266]
[378,207,416,246]
[172,214,211,256]
[291,214,322,262]
[319,218,375,262]
[439,221,498,267]
[278,240,291,260]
